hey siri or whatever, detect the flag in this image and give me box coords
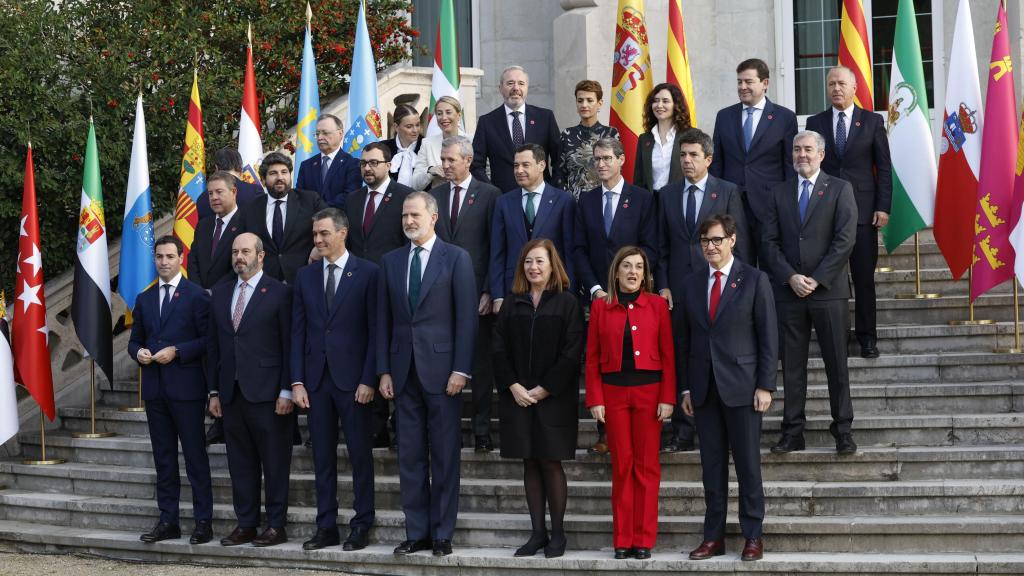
[119,95,157,326]
[882,0,936,253]
[0,292,17,445]
[342,0,382,158]
[72,118,114,386]
[972,1,1017,301]
[667,0,697,125]
[610,0,653,184]
[293,3,321,187]
[934,0,983,280]
[838,0,873,110]
[1012,104,1024,287]
[239,22,264,188]
[173,70,205,271]
[426,0,461,136]
[14,144,55,421]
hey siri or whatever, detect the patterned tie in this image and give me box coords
[603,191,614,236]
[231,282,247,332]
[799,180,811,223]
[320,154,331,186]
[835,111,848,156]
[511,111,525,149]
[685,185,698,233]
[325,263,338,314]
[160,284,172,321]
[451,185,462,230]
[362,191,378,236]
[709,270,723,322]
[525,192,538,226]
[211,217,224,257]
[408,246,423,314]
[743,107,755,151]
[272,199,284,248]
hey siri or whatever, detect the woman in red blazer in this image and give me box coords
[585,246,675,560]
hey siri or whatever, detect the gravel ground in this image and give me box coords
[0,552,357,575]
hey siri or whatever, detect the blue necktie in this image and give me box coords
[408,246,423,314]
[685,185,698,233]
[272,199,284,248]
[799,180,811,223]
[603,191,614,236]
[160,284,172,321]
[835,111,848,156]
[743,107,755,151]
[320,154,331,186]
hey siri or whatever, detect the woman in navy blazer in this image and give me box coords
[633,83,691,192]
[585,246,675,559]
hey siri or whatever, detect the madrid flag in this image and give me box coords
[610,0,653,184]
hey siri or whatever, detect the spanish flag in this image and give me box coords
[609,0,653,184]
[173,69,205,272]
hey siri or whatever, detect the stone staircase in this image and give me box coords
[2,233,1024,575]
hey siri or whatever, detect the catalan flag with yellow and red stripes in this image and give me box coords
[667,0,697,126]
[173,69,205,272]
[838,0,873,110]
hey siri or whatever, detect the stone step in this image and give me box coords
[3,521,1023,576]
[1,490,1022,553]
[869,294,1021,324]
[872,268,1013,297]
[4,460,1023,518]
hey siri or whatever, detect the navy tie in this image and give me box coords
[685,185,698,233]
[272,199,284,248]
[603,191,614,236]
[320,154,331,186]
[408,246,423,314]
[325,263,338,314]
[160,284,172,322]
[511,111,525,149]
[743,107,755,151]
[799,180,811,223]
[835,111,848,156]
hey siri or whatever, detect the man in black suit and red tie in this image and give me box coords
[295,113,362,208]
[679,214,777,562]
[805,66,892,359]
[196,148,264,221]
[188,171,246,291]
[472,65,561,192]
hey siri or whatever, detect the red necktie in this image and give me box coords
[451,185,462,229]
[362,190,378,236]
[709,270,723,322]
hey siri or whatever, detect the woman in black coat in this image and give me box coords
[493,238,584,559]
[382,103,423,188]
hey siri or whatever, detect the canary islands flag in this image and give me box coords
[118,95,157,325]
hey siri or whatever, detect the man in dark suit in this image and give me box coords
[472,65,561,192]
[291,208,378,552]
[657,128,748,453]
[679,214,777,562]
[762,130,858,455]
[490,143,575,313]
[573,136,656,454]
[196,148,264,221]
[208,232,295,548]
[128,235,213,546]
[709,58,798,264]
[239,152,326,285]
[188,171,246,290]
[805,66,892,359]
[378,192,478,557]
[430,135,502,452]
[295,113,362,208]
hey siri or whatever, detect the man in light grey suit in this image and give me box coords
[430,135,502,452]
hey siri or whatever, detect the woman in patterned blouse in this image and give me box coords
[556,80,619,200]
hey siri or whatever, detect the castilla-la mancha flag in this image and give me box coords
[610,0,653,184]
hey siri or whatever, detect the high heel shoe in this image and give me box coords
[544,531,567,558]
[514,533,549,557]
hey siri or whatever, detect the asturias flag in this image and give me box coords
[342,0,382,158]
[609,0,653,184]
[294,3,321,186]
[427,0,461,136]
[119,94,157,326]
[72,118,114,386]
[239,22,264,189]
[173,70,205,271]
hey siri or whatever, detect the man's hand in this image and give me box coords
[593,289,608,301]
[753,388,773,413]
[292,384,310,409]
[355,383,375,404]
[136,348,153,365]
[659,288,673,310]
[379,374,395,400]
[446,372,468,396]
[478,293,492,315]
[308,247,322,264]
[873,211,890,228]
[681,393,694,417]
[788,274,816,298]
[275,396,294,415]
[657,402,674,422]
[492,299,504,315]
[528,386,550,401]
[152,346,177,365]
[510,383,537,407]
[208,396,222,418]
[590,405,606,423]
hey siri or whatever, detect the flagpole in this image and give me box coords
[119,367,145,412]
[994,280,1023,353]
[23,413,65,465]
[894,232,940,299]
[950,266,994,325]
[72,360,115,438]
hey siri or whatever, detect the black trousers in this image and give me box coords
[850,224,878,344]
[471,314,496,437]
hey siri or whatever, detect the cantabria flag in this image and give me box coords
[426,0,460,136]
[882,0,936,253]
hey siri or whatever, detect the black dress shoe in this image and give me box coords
[303,527,340,550]
[252,526,287,547]
[770,435,805,454]
[513,533,548,557]
[860,343,880,358]
[474,434,493,453]
[220,526,258,546]
[660,436,695,453]
[394,538,432,555]
[613,547,633,559]
[189,520,213,545]
[432,539,453,556]
[343,527,370,551]
[205,419,224,445]
[633,547,651,559]
[543,532,566,558]
[836,433,858,455]
[140,521,181,543]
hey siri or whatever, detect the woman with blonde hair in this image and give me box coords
[411,95,464,190]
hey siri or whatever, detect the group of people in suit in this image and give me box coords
[126,57,889,561]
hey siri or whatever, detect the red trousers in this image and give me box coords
[603,382,662,549]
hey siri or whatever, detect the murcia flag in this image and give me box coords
[609,0,653,184]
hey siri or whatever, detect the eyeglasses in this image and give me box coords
[592,155,619,165]
[699,236,729,247]
[314,130,339,137]
[359,159,388,168]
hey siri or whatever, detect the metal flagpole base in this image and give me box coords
[993,347,1024,354]
[22,457,66,465]
[894,292,940,299]
[875,266,894,273]
[71,431,116,438]
[949,319,995,325]
[118,406,146,413]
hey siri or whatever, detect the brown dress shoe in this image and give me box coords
[252,526,287,547]
[741,538,764,561]
[588,441,609,455]
[220,526,257,547]
[688,539,725,560]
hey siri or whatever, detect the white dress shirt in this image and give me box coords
[158,272,182,316]
[364,177,391,216]
[832,104,855,140]
[707,257,734,306]
[407,233,438,292]
[590,177,626,296]
[215,205,238,229]
[230,269,291,399]
[392,138,417,187]
[683,173,709,221]
[264,193,289,237]
[521,182,546,214]
[650,125,677,191]
[742,96,767,138]
[504,103,527,142]
[797,171,821,203]
[323,250,351,290]
[449,175,473,215]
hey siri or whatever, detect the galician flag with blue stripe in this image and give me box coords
[118,95,157,326]
[293,2,321,186]
[342,0,383,158]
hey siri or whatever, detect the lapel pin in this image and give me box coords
[730,282,737,288]
[767,114,774,120]
[383,192,392,203]
[529,119,536,125]
[818,190,824,197]
[261,287,268,293]
[346,271,352,277]
[548,199,553,204]
[230,226,237,232]
[467,198,475,205]
[710,192,718,200]
[855,121,862,127]
[173,292,180,298]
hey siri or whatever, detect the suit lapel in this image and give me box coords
[495,109,515,158]
[531,187,557,237]
[328,257,358,320]
[664,184,688,238]
[236,276,267,332]
[749,100,777,152]
[414,241,445,312]
[212,219,240,265]
[730,105,747,159]
[435,186,452,236]
[349,188,368,232]
[610,187,633,237]
[158,283,182,328]
[281,191,301,247]
[694,178,720,231]
[802,174,830,228]
[455,182,480,236]
[313,264,328,318]
[713,262,744,324]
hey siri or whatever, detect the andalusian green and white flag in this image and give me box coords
[72,118,114,386]
[882,0,937,253]
[426,0,461,136]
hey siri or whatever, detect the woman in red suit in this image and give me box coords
[585,246,675,559]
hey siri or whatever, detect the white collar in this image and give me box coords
[368,177,391,194]
[745,97,766,111]
[522,181,546,195]
[323,250,350,272]
[453,175,473,189]
[237,269,264,289]
[216,205,238,224]
[602,176,625,195]
[799,170,821,190]
[411,233,438,254]
[685,173,710,191]
[709,256,734,279]
[833,104,855,119]
[159,272,183,290]
[504,103,526,116]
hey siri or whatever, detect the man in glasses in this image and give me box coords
[572,136,657,454]
[656,128,747,453]
[296,114,362,208]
